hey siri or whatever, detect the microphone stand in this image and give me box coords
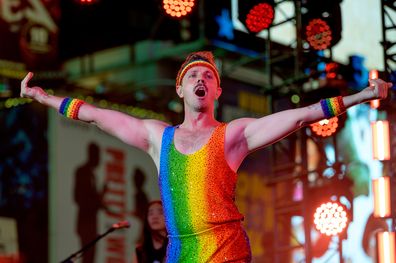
[60,221,130,263]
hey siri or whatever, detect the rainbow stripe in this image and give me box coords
[159,124,250,262]
[59,97,84,120]
[320,96,345,119]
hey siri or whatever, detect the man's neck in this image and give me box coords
[181,111,218,130]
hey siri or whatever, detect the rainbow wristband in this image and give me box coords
[320,96,346,119]
[59,97,84,120]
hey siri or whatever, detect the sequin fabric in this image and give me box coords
[320,96,345,118]
[159,123,251,262]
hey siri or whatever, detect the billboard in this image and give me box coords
[49,110,160,263]
[0,0,60,69]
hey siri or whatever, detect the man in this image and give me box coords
[21,51,391,262]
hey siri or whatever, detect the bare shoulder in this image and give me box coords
[224,118,255,171]
[143,119,170,150]
[226,118,254,138]
[224,117,256,149]
[140,119,171,166]
[143,119,170,139]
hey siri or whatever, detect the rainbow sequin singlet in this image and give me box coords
[159,123,251,262]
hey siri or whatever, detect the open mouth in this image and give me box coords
[194,86,207,97]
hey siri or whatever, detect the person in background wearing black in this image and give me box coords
[132,200,168,263]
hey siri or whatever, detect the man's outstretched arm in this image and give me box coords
[245,78,391,151]
[21,72,167,153]
[226,78,392,169]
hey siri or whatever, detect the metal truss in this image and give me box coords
[381,0,396,77]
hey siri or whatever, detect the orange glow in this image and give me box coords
[373,177,392,218]
[371,120,391,160]
[163,0,195,18]
[313,201,348,236]
[325,62,339,79]
[371,99,380,109]
[370,69,379,79]
[310,117,338,137]
[79,0,95,4]
[377,232,396,263]
[370,70,380,108]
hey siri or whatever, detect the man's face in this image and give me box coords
[177,65,221,111]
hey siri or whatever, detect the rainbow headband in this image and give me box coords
[176,60,220,87]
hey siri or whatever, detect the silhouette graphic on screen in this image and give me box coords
[74,143,106,263]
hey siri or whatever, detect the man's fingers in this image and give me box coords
[367,79,391,99]
[368,79,377,89]
[21,72,34,87]
[21,72,34,97]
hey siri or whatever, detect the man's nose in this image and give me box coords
[197,78,205,83]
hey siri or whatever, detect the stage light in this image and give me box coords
[302,0,342,50]
[305,18,332,50]
[238,0,275,33]
[369,69,380,109]
[163,0,195,18]
[245,3,275,33]
[325,62,339,79]
[371,99,380,109]
[371,120,390,161]
[372,176,392,218]
[370,69,379,79]
[310,117,338,137]
[377,231,396,263]
[78,0,96,4]
[313,201,348,236]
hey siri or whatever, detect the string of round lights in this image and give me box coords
[163,0,195,18]
[0,94,168,121]
[310,117,339,137]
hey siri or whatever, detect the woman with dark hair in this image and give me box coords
[132,200,168,263]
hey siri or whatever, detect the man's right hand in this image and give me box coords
[21,72,48,102]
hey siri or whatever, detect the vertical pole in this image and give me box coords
[339,235,344,263]
[301,129,312,263]
[294,0,303,77]
[380,0,389,78]
[266,27,273,89]
[294,1,312,262]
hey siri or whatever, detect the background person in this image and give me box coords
[132,200,168,263]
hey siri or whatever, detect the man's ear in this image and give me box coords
[216,86,222,99]
[176,85,184,98]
